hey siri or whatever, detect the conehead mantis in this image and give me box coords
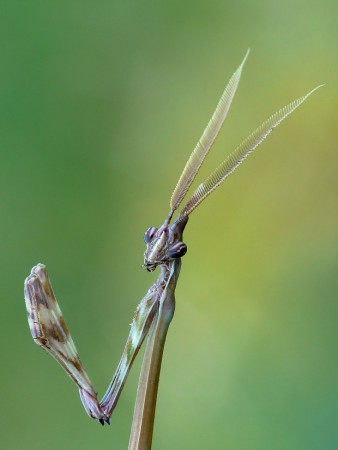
[24,50,322,449]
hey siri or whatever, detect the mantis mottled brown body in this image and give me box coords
[24,50,321,445]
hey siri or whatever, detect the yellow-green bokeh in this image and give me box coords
[1,1,337,449]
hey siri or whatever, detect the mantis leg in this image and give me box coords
[24,264,109,424]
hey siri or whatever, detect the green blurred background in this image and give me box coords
[1,1,337,449]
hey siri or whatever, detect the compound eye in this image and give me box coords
[144,226,158,244]
[168,242,187,259]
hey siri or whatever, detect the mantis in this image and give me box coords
[24,51,321,448]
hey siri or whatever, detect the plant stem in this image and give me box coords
[128,261,180,450]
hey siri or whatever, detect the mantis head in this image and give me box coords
[143,217,188,272]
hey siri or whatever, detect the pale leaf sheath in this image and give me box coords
[24,264,109,424]
[169,49,250,214]
[178,85,323,219]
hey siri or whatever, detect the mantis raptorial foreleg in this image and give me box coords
[24,263,165,424]
[25,264,108,423]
